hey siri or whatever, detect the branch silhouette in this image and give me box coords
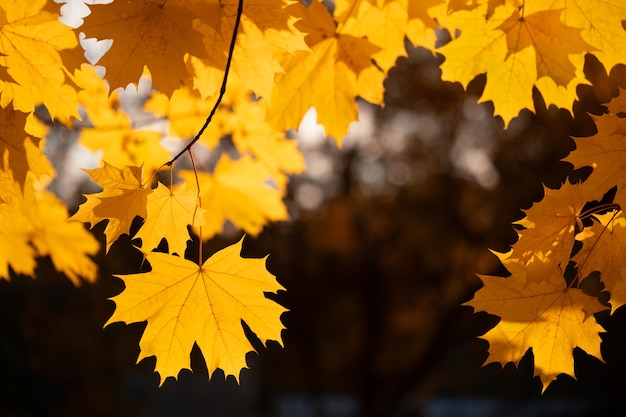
[166,0,244,167]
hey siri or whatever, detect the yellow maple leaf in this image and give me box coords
[510,182,601,278]
[107,239,286,384]
[467,258,607,391]
[0,171,36,278]
[134,182,206,256]
[0,0,82,121]
[72,162,151,252]
[0,169,98,284]
[438,2,593,125]
[79,0,213,95]
[25,185,99,285]
[566,88,626,210]
[268,0,385,143]
[196,78,305,184]
[335,0,443,72]
[573,211,626,313]
[551,0,626,74]
[145,85,215,140]
[179,156,288,240]
[79,109,170,181]
[81,0,305,99]
[189,0,307,102]
[0,106,53,189]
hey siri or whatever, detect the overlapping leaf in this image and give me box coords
[80,0,306,99]
[468,258,606,391]
[0,0,83,121]
[72,163,151,252]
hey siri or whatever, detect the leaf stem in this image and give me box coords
[572,209,621,288]
[166,0,244,167]
[188,150,203,264]
[579,203,621,221]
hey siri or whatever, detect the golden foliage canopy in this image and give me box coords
[1,0,626,389]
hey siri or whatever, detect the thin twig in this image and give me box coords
[166,0,244,167]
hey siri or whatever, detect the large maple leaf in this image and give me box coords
[438,2,594,125]
[107,239,286,384]
[468,258,607,391]
[0,0,82,121]
[80,0,305,99]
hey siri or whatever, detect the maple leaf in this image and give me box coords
[197,77,305,184]
[467,258,607,391]
[573,211,626,312]
[510,182,602,279]
[179,156,288,240]
[0,169,98,284]
[72,162,151,252]
[79,0,213,95]
[0,171,36,278]
[145,85,215,140]
[0,0,82,121]
[566,88,626,210]
[0,107,53,189]
[134,182,206,256]
[107,239,286,384]
[335,0,443,72]
[79,109,170,181]
[553,0,626,74]
[438,2,593,125]
[268,0,384,143]
[81,0,305,99]
[24,185,99,285]
[189,0,307,102]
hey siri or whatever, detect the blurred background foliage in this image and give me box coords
[1,45,626,416]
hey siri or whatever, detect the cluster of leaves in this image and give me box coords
[1,0,626,390]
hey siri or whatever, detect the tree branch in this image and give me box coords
[166,0,244,167]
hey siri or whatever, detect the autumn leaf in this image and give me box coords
[179,156,288,240]
[0,107,53,189]
[566,88,626,210]
[134,182,206,256]
[79,108,170,181]
[438,2,594,125]
[0,0,82,121]
[107,239,286,384]
[24,183,99,285]
[467,258,607,391]
[268,0,384,143]
[72,163,151,252]
[509,182,601,278]
[0,170,98,284]
[145,85,215,140]
[335,0,443,72]
[574,211,626,312]
[189,0,307,101]
[196,77,305,184]
[554,0,626,74]
[79,0,214,95]
[81,0,305,99]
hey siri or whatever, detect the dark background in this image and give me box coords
[1,46,626,416]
